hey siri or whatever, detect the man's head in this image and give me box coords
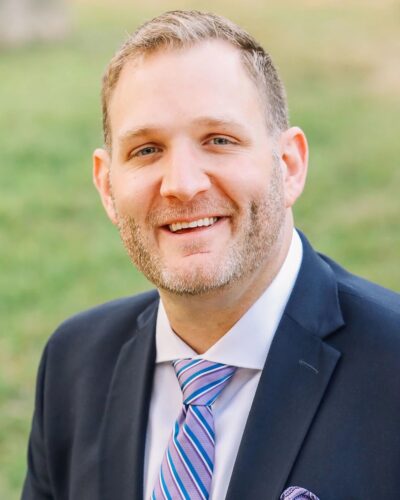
[101,10,289,151]
[93,11,308,297]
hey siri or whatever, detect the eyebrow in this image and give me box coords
[117,116,248,146]
[117,126,162,146]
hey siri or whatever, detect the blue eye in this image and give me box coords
[211,137,232,145]
[135,146,160,157]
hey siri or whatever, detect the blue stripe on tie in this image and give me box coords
[185,373,233,404]
[167,449,190,500]
[183,422,214,472]
[205,373,234,405]
[181,363,224,390]
[176,359,203,378]
[152,492,156,500]
[173,422,208,499]
[192,406,215,442]
[160,466,172,500]
[172,359,187,370]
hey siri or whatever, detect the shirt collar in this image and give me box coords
[156,229,303,370]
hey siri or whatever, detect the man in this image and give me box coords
[22,10,400,500]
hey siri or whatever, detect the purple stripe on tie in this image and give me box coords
[185,370,235,405]
[161,458,176,499]
[157,462,171,500]
[167,448,193,500]
[182,365,235,402]
[187,408,214,455]
[178,416,212,481]
[175,359,203,378]
[191,406,215,444]
[172,417,208,499]
[181,364,226,392]
[176,359,216,381]
[168,433,200,498]
[182,418,213,473]
[176,360,217,387]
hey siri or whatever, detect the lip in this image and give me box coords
[159,216,227,235]
[158,214,224,227]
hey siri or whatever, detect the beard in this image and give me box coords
[114,161,286,296]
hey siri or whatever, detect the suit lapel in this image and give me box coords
[226,234,345,500]
[99,298,158,500]
[226,315,340,500]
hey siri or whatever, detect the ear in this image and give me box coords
[279,126,309,208]
[93,148,118,225]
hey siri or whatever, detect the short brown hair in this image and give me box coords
[101,10,289,149]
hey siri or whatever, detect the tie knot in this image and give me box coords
[173,359,237,406]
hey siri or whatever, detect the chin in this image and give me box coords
[154,260,242,296]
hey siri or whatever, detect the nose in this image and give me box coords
[159,144,211,201]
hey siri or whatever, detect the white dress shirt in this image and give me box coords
[143,230,303,499]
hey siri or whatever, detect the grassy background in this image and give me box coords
[1,0,399,496]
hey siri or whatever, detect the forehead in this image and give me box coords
[108,40,265,139]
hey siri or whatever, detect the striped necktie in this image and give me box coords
[152,358,237,500]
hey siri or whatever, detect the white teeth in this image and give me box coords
[169,217,218,232]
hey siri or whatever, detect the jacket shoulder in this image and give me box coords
[48,289,159,351]
[320,253,400,329]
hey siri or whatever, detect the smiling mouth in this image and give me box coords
[167,217,219,233]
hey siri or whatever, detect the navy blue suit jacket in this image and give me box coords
[22,234,400,499]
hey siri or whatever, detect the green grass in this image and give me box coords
[1,1,399,497]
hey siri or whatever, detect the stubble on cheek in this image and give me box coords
[247,164,286,270]
[116,215,163,284]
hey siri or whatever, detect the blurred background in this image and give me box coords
[0,0,399,496]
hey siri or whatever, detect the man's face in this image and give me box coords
[98,40,291,295]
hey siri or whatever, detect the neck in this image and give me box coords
[159,223,294,354]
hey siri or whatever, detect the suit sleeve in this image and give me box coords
[21,344,53,499]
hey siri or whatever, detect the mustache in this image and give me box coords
[145,199,238,226]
